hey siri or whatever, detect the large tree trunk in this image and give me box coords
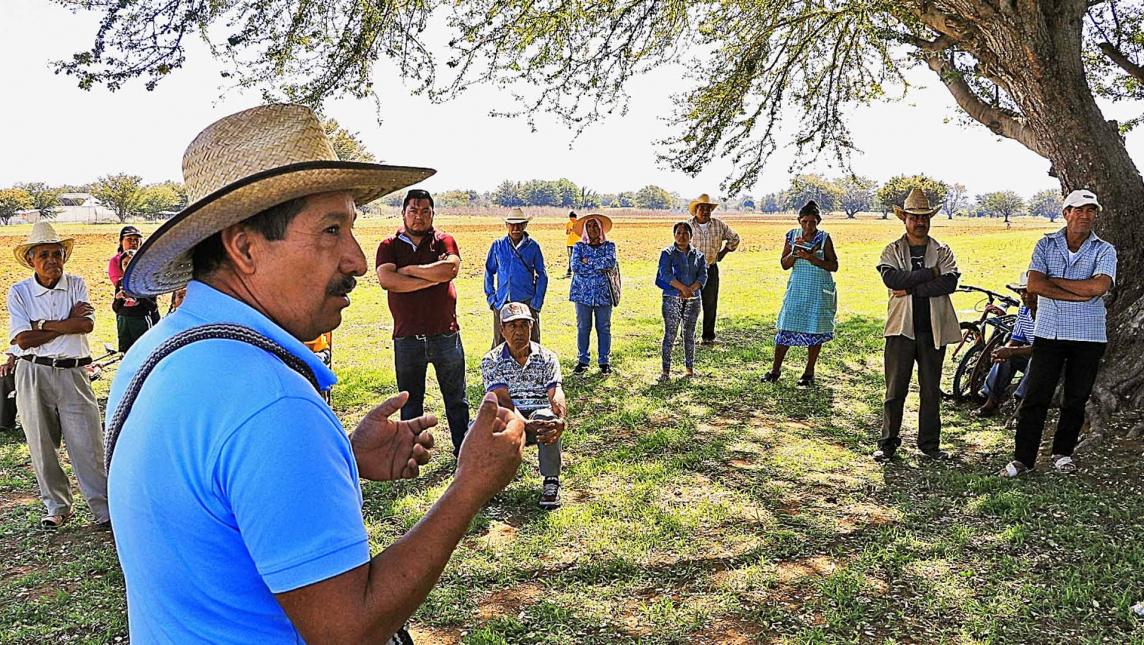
[924,1,1144,436]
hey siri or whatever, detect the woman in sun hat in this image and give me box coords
[569,213,616,375]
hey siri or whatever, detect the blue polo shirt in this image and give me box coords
[106,280,369,643]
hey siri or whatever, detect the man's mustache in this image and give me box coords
[327,275,357,297]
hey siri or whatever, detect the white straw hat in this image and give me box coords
[14,222,74,269]
[124,104,435,296]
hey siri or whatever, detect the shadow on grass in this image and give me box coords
[375,313,1144,644]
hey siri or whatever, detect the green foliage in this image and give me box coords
[836,175,877,218]
[53,0,1144,198]
[974,191,1025,222]
[785,174,842,213]
[634,185,673,210]
[435,189,482,208]
[322,118,377,162]
[15,182,63,219]
[1028,188,1063,221]
[943,182,969,219]
[91,173,144,223]
[0,187,34,224]
[138,181,187,220]
[875,174,949,220]
[759,192,784,213]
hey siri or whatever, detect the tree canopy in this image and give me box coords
[52,1,1144,193]
[52,0,1144,430]
[0,188,34,225]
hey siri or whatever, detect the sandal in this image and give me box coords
[998,460,1029,478]
[657,373,671,383]
[760,371,780,383]
[39,512,72,530]
[1051,454,1077,474]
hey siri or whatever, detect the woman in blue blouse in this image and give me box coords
[569,214,617,374]
[655,222,708,381]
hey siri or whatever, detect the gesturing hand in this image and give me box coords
[350,392,436,481]
[455,393,524,503]
[0,355,15,378]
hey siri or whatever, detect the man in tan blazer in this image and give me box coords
[873,188,961,463]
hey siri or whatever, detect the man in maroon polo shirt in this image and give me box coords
[377,189,470,454]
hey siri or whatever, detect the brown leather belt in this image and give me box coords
[19,355,92,369]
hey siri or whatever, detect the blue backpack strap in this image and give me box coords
[103,323,318,474]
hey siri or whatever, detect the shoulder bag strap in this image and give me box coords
[104,323,319,473]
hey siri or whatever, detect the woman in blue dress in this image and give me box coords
[569,214,617,375]
[761,200,839,386]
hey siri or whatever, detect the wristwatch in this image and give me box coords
[33,320,44,331]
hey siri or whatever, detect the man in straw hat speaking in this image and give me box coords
[873,188,961,464]
[7,221,108,530]
[105,104,525,644]
[687,193,740,345]
[484,207,549,349]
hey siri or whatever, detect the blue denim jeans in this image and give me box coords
[574,302,612,366]
[393,332,470,454]
[982,355,1029,401]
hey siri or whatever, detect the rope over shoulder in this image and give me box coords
[103,323,319,474]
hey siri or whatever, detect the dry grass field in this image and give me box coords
[2,213,1143,644]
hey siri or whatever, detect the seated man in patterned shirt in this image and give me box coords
[977,272,1037,417]
[480,302,567,510]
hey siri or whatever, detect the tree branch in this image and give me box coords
[920,48,1047,157]
[1098,41,1144,83]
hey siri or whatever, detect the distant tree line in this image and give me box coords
[382,179,680,211]
[0,176,188,225]
[751,174,1064,221]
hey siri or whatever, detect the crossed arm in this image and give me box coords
[1027,270,1111,302]
[879,256,957,298]
[11,302,95,350]
[376,255,460,293]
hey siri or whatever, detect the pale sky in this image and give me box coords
[2,0,1142,199]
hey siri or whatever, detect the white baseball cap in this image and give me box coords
[1063,189,1101,211]
[499,302,534,323]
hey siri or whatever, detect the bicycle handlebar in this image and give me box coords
[958,284,1020,308]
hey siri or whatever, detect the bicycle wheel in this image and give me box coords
[952,342,985,402]
[967,333,1008,402]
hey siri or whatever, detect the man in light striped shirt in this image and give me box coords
[687,193,740,345]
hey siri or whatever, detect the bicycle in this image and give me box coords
[947,285,1019,402]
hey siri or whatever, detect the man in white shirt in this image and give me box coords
[7,222,107,530]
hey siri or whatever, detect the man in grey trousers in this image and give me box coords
[8,222,108,530]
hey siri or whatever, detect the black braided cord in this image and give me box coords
[103,324,319,474]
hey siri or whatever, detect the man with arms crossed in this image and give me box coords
[1000,189,1116,477]
[377,189,472,454]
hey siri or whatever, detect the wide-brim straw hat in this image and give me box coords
[504,208,532,224]
[124,104,435,297]
[1007,271,1029,291]
[14,222,74,269]
[688,193,719,216]
[894,187,942,220]
[572,213,613,236]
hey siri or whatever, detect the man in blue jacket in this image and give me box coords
[485,208,549,349]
